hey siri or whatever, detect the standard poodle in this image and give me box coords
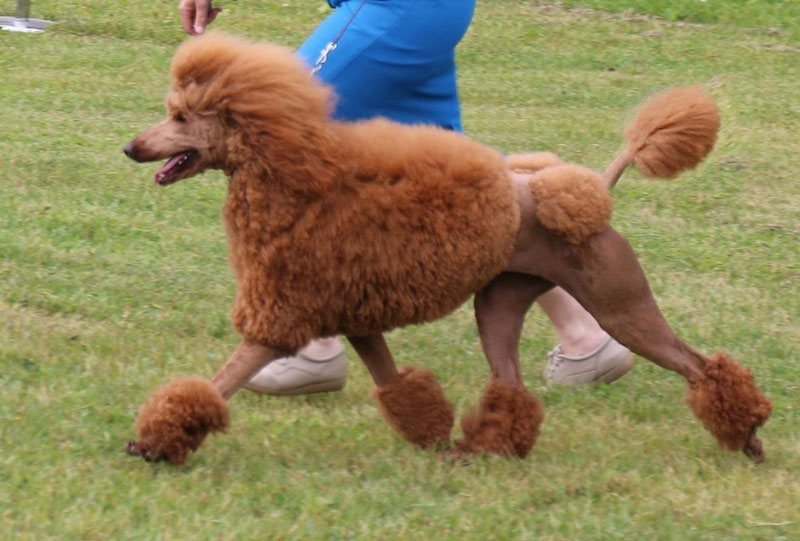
[123,33,771,465]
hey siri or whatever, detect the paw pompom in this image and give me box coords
[127,377,229,464]
[455,379,544,458]
[686,352,772,454]
[373,366,454,449]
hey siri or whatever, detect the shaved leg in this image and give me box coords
[347,334,400,386]
[474,272,554,385]
[212,340,289,399]
[508,224,771,460]
[453,273,549,458]
[348,333,454,449]
[509,225,705,380]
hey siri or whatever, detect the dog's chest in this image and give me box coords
[221,185,298,275]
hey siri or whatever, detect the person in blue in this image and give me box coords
[178,0,634,393]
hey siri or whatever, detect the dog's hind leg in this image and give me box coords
[127,339,285,464]
[453,273,550,458]
[508,225,772,461]
[348,334,455,449]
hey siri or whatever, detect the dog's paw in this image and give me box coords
[126,439,167,463]
[373,366,455,449]
[454,378,544,458]
[686,351,772,458]
[131,377,229,465]
[743,430,765,463]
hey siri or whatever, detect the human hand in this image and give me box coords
[179,0,222,35]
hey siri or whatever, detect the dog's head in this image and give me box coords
[124,32,334,185]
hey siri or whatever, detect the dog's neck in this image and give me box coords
[223,122,340,195]
[224,165,306,238]
[222,123,341,241]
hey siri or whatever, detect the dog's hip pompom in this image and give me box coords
[128,377,230,465]
[506,152,564,174]
[625,86,720,179]
[454,379,544,458]
[372,366,454,449]
[529,164,613,244]
[686,351,772,452]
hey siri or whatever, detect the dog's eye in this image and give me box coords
[173,113,187,123]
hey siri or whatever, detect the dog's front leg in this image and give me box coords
[127,339,285,464]
[349,334,454,450]
[211,339,288,399]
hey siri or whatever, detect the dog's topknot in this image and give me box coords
[624,86,720,179]
[168,31,333,123]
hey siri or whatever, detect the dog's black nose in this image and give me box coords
[123,142,135,159]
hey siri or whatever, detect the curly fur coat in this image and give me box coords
[164,36,520,351]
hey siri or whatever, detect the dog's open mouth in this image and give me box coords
[154,150,198,185]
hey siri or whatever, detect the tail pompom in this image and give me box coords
[530,164,613,244]
[625,86,720,179]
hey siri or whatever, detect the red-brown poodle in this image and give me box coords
[123,33,771,465]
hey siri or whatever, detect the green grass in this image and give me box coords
[1,0,799,538]
[560,0,800,37]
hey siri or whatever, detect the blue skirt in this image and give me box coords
[297,0,475,131]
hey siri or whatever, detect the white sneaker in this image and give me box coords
[245,342,347,396]
[543,336,634,385]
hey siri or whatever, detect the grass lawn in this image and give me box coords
[1,0,798,538]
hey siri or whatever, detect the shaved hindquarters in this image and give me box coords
[507,224,770,460]
[509,224,706,380]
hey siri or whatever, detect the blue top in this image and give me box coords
[299,0,476,131]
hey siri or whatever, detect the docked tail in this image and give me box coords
[604,86,720,188]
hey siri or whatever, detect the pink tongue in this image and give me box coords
[154,153,185,181]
